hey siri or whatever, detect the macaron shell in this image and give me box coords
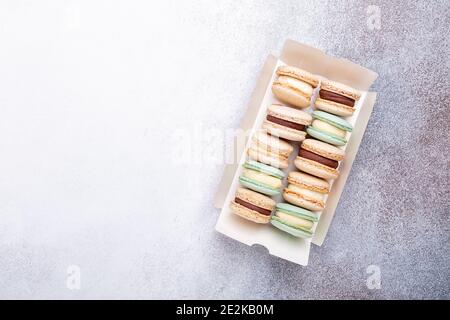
[283,188,324,211]
[248,147,289,169]
[294,156,339,180]
[272,78,311,109]
[267,104,313,125]
[276,202,319,222]
[315,98,355,117]
[230,201,271,224]
[302,139,345,161]
[262,120,307,142]
[307,127,347,146]
[243,160,285,179]
[287,171,330,194]
[287,183,325,203]
[276,66,319,87]
[270,217,313,238]
[235,187,276,210]
[253,131,294,156]
[239,176,280,196]
[313,110,353,132]
[320,78,361,101]
[276,76,314,96]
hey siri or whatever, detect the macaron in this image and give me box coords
[295,139,345,180]
[272,65,318,109]
[315,79,361,117]
[262,104,312,142]
[283,171,330,211]
[307,110,353,146]
[248,131,294,169]
[239,160,285,196]
[230,187,276,224]
[271,203,319,238]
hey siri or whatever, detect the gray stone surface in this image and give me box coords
[0,1,448,299]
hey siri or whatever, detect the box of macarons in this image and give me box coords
[214,39,378,265]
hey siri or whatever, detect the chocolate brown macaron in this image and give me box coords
[294,139,344,180]
[230,187,276,224]
[315,79,361,117]
[262,104,312,142]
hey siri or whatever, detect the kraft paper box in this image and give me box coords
[214,39,378,266]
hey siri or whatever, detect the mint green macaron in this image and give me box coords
[307,110,353,146]
[239,160,285,196]
[313,110,353,132]
[243,160,285,179]
[276,203,319,221]
[270,203,319,238]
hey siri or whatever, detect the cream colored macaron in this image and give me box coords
[230,187,275,224]
[287,171,330,193]
[262,104,312,142]
[282,171,330,211]
[315,79,361,117]
[247,131,294,169]
[272,66,318,109]
[311,119,346,138]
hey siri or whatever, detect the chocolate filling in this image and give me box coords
[235,198,272,216]
[319,90,355,107]
[267,115,305,131]
[298,148,338,169]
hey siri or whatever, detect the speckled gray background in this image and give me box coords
[0,0,448,299]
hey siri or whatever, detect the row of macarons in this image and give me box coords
[272,64,361,117]
[232,159,333,238]
[229,65,362,238]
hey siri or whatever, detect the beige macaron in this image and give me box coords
[295,139,344,180]
[248,131,294,169]
[302,139,345,161]
[272,66,318,109]
[230,187,276,224]
[283,171,330,211]
[262,104,312,142]
[315,79,362,117]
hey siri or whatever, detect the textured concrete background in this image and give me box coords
[0,1,449,299]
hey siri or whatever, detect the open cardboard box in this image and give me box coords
[214,39,378,265]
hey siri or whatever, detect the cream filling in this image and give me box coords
[312,119,346,137]
[287,184,324,202]
[276,211,313,230]
[242,169,281,189]
[277,76,313,96]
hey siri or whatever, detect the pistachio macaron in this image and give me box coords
[248,131,294,169]
[295,139,345,180]
[307,110,353,146]
[272,65,319,109]
[315,79,361,117]
[271,203,319,238]
[230,187,276,224]
[262,104,312,142]
[283,171,330,211]
[239,160,285,196]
